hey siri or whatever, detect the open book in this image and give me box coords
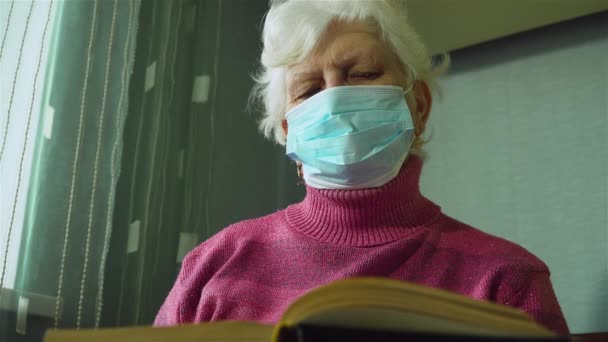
[44,277,565,342]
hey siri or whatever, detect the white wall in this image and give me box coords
[420,12,608,333]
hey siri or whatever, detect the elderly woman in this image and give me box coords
[155,0,569,335]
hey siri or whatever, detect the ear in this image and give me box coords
[412,80,432,135]
[281,119,289,136]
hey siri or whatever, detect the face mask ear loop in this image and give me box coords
[402,68,417,148]
[402,64,418,95]
[403,82,414,96]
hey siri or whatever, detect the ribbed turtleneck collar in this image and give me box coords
[285,155,441,247]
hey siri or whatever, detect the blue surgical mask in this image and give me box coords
[286,85,415,189]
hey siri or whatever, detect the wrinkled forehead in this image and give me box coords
[285,20,397,79]
[303,20,381,61]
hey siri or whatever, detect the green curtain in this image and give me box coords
[101,0,205,326]
[101,0,303,327]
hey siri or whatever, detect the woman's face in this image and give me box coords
[283,20,430,136]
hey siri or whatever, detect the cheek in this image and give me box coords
[285,98,299,113]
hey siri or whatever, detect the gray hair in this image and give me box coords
[250,0,449,145]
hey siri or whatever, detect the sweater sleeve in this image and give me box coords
[499,270,569,336]
[153,243,214,326]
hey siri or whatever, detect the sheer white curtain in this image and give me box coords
[0,0,56,291]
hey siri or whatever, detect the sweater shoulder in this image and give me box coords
[435,214,549,273]
[216,209,287,242]
[182,209,287,264]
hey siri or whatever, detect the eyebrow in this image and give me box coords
[288,52,380,83]
[286,68,322,97]
[286,45,385,94]
[288,70,321,84]
[336,48,381,68]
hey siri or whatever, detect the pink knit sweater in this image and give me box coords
[154,155,569,335]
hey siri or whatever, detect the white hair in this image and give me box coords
[250,0,449,145]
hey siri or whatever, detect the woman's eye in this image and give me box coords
[350,72,380,79]
[298,88,320,100]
